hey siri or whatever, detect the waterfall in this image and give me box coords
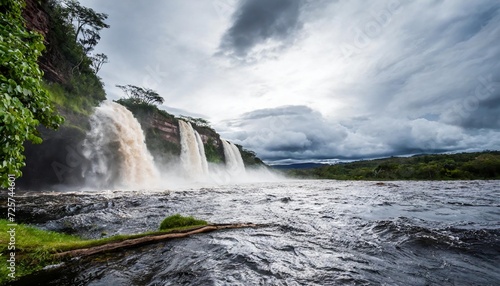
[222,140,246,176]
[82,101,159,188]
[194,131,209,175]
[178,120,209,179]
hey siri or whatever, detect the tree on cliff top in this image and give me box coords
[0,0,64,187]
[91,53,108,74]
[116,84,165,106]
[61,0,109,54]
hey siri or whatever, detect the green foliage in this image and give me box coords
[287,151,500,180]
[90,52,107,74]
[179,116,213,129]
[115,97,173,119]
[61,0,109,54]
[43,81,97,115]
[159,214,207,230]
[0,0,64,187]
[116,84,164,106]
[236,144,265,166]
[0,218,78,283]
[41,0,106,110]
[204,138,223,163]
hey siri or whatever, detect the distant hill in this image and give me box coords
[271,163,327,170]
[286,151,500,180]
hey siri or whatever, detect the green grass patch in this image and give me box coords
[0,219,82,284]
[159,214,208,230]
[0,215,208,284]
[43,81,96,116]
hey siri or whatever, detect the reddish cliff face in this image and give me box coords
[22,0,71,84]
[150,115,221,148]
[151,113,180,145]
[22,0,49,37]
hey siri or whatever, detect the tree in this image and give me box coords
[91,53,108,74]
[179,116,211,128]
[0,0,64,187]
[61,0,109,53]
[116,84,164,106]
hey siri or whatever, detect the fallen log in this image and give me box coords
[55,223,261,259]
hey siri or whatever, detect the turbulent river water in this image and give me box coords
[7,180,500,285]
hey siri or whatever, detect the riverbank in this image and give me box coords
[0,216,259,285]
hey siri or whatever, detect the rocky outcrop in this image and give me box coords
[151,114,180,145]
[22,0,49,37]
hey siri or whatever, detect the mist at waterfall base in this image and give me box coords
[81,101,282,190]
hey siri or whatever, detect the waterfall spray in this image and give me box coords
[178,120,209,179]
[82,101,159,188]
[222,140,246,176]
[194,131,209,175]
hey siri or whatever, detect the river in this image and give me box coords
[9,180,500,285]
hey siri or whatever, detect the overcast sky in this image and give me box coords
[80,0,500,164]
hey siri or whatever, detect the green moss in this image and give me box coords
[204,138,223,163]
[159,214,207,230]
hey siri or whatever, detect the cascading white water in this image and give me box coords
[194,131,209,175]
[222,140,246,176]
[82,101,159,188]
[178,120,209,179]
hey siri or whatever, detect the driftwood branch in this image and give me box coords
[55,223,261,259]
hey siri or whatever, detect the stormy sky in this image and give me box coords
[80,0,500,164]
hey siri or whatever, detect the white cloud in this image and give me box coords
[80,0,500,162]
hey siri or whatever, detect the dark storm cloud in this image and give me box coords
[223,105,499,162]
[221,105,346,160]
[219,0,302,59]
[338,0,500,134]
